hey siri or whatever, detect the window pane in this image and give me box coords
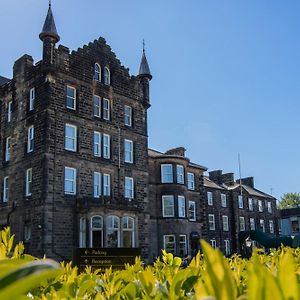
[177,165,184,184]
[93,95,101,117]
[161,164,173,183]
[178,196,185,217]
[103,174,110,196]
[92,231,103,247]
[92,216,102,229]
[123,231,133,247]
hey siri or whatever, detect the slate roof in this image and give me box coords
[138,51,152,79]
[0,76,10,86]
[227,182,274,199]
[39,3,60,42]
[203,176,225,190]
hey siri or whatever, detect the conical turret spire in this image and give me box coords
[138,40,152,80]
[39,1,60,43]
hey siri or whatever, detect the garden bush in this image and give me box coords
[0,227,299,299]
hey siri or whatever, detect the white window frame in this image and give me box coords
[93,131,101,157]
[93,95,101,117]
[161,164,173,183]
[163,235,175,254]
[104,67,110,85]
[3,176,9,202]
[102,98,110,120]
[238,195,243,209]
[224,240,230,256]
[103,173,110,196]
[260,219,265,232]
[106,215,120,248]
[65,124,77,152]
[162,195,175,217]
[5,137,11,162]
[90,215,103,248]
[221,194,227,207]
[178,196,186,218]
[66,85,76,110]
[7,101,12,122]
[267,202,272,213]
[176,165,184,184]
[125,177,134,199]
[179,235,187,257]
[27,125,34,153]
[79,217,86,248]
[187,172,195,190]
[222,215,229,231]
[239,216,245,231]
[25,168,32,197]
[93,172,101,198]
[124,105,132,126]
[94,63,101,81]
[269,220,274,234]
[64,167,76,195]
[188,200,196,221]
[207,191,213,206]
[124,139,133,163]
[122,216,134,247]
[29,87,35,111]
[258,200,263,212]
[210,239,217,248]
[103,134,110,159]
[250,218,256,230]
[248,198,253,211]
[209,214,215,230]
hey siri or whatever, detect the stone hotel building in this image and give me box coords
[0,4,278,261]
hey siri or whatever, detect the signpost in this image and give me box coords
[73,248,141,272]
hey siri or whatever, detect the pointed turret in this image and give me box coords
[39,2,59,65]
[137,41,152,106]
[39,2,60,43]
[138,48,152,80]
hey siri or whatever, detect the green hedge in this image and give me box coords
[0,227,299,299]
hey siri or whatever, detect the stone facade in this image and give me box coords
[0,5,150,261]
[148,147,207,261]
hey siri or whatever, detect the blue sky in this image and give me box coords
[1,1,300,200]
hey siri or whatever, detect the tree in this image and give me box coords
[278,192,300,209]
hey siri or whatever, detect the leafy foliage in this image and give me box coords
[278,192,300,209]
[0,227,300,299]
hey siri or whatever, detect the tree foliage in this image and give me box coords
[278,192,300,209]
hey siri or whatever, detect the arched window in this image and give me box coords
[106,215,120,247]
[90,215,103,247]
[94,63,101,81]
[79,217,86,248]
[104,67,110,85]
[122,216,134,247]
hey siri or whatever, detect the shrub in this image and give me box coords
[0,227,299,299]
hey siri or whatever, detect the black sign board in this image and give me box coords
[73,248,141,272]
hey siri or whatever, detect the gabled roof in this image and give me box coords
[203,176,225,190]
[0,76,10,86]
[227,182,275,199]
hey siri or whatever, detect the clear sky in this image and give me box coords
[1,0,299,200]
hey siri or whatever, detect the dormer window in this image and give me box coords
[94,63,101,81]
[104,67,110,85]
